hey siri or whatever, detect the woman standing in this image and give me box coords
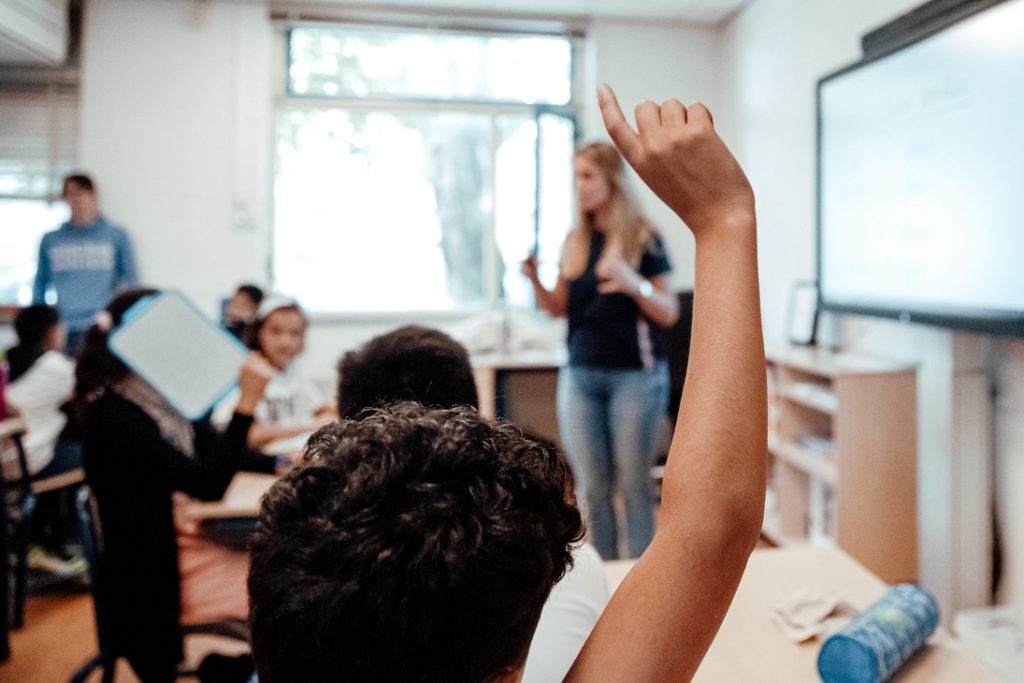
[522,142,679,559]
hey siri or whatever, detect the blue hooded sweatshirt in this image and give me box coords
[32,216,139,332]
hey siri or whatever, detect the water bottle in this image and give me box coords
[818,584,940,683]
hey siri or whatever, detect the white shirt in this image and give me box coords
[522,542,610,683]
[213,361,325,430]
[3,351,75,479]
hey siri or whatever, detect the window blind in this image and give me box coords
[0,85,79,200]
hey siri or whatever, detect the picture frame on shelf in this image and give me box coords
[786,280,819,346]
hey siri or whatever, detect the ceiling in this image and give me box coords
[277,0,754,24]
[0,0,752,68]
[0,0,68,66]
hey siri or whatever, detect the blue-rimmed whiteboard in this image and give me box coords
[109,291,248,420]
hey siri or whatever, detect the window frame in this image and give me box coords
[270,22,580,320]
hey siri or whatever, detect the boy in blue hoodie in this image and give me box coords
[32,174,138,354]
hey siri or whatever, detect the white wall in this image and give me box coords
[79,0,272,321]
[77,0,722,378]
[722,0,1024,618]
[995,341,1024,608]
[580,19,724,293]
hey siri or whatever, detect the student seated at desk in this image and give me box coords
[2,305,76,481]
[248,86,766,683]
[2,305,83,570]
[221,283,264,341]
[336,324,610,683]
[214,295,334,451]
[74,289,282,682]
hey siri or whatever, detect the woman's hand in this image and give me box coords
[597,252,679,325]
[522,253,569,317]
[236,352,275,416]
[595,253,643,297]
[521,254,540,282]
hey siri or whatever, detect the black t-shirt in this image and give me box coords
[566,230,672,369]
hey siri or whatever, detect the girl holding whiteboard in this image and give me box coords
[73,289,281,681]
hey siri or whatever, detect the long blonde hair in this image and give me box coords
[560,142,658,280]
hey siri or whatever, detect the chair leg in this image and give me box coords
[69,653,114,683]
[11,494,36,630]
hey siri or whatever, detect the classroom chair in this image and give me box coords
[70,487,249,683]
[0,417,86,630]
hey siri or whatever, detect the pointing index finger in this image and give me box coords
[598,84,641,162]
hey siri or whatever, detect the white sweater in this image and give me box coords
[3,351,74,479]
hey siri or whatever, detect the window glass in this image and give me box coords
[277,27,576,313]
[275,109,491,312]
[289,27,572,105]
[0,200,67,305]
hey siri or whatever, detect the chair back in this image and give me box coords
[0,419,33,501]
[75,486,115,655]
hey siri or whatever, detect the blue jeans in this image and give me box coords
[557,362,668,560]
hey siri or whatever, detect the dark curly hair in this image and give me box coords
[337,325,479,419]
[248,402,583,683]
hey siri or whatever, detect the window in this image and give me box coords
[0,86,78,305]
[275,26,577,313]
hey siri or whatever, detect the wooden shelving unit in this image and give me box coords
[765,346,918,584]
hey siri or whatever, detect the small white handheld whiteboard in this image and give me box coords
[108,291,248,420]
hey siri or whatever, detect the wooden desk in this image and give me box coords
[182,472,276,520]
[471,350,565,419]
[605,546,997,682]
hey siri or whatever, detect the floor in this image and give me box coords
[0,583,245,683]
[1,584,110,682]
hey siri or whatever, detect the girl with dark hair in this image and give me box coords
[214,295,334,450]
[3,305,74,481]
[76,288,280,682]
[2,305,82,571]
[221,283,264,341]
[522,142,680,560]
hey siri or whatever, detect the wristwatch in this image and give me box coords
[637,279,653,299]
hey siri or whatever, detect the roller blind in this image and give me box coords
[0,86,79,200]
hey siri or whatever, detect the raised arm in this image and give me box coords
[567,86,767,682]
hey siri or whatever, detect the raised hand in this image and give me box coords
[236,352,275,415]
[597,84,754,238]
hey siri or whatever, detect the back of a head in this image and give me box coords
[7,305,61,382]
[337,325,478,418]
[248,402,583,683]
[13,305,59,348]
[71,288,158,418]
